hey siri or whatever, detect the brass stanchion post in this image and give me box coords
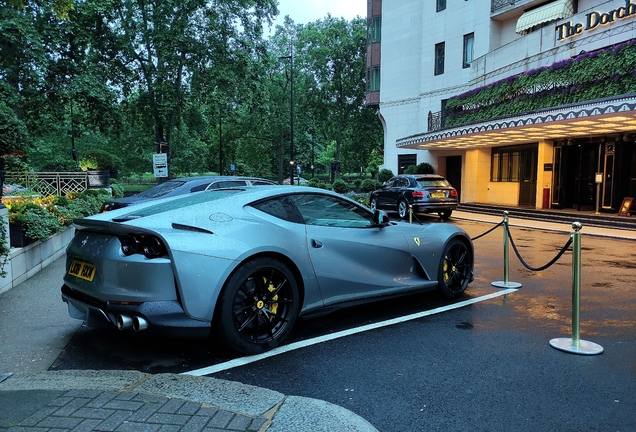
[409,205,413,224]
[492,211,522,289]
[550,222,603,355]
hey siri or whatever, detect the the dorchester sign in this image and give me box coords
[556,0,636,41]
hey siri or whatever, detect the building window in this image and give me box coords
[463,33,474,68]
[367,16,381,43]
[367,67,380,92]
[398,154,417,174]
[491,146,521,182]
[434,42,445,75]
[437,0,446,12]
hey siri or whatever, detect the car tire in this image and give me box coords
[438,210,453,219]
[214,257,299,354]
[370,196,378,212]
[397,199,409,219]
[437,239,472,298]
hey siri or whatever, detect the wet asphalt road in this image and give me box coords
[3,217,636,431]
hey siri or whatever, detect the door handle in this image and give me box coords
[311,239,323,248]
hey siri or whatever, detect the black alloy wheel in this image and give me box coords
[397,199,409,219]
[437,239,472,298]
[438,209,453,219]
[215,257,299,354]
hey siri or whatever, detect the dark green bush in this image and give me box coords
[361,179,377,192]
[332,179,349,194]
[378,168,394,183]
[40,157,81,172]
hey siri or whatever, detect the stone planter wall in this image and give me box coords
[0,206,75,295]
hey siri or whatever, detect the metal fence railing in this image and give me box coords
[4,172,89,196]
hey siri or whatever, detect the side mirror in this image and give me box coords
[372,209,390,226]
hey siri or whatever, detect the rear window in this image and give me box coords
[113,190,242,221]
[135,180,186,198]
[417,179,451,187]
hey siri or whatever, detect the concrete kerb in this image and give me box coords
[0,370,379,432]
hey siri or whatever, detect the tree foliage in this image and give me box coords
[0,1,383,181]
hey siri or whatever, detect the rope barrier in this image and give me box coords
[471,220,503,241]
[505,223,572,272]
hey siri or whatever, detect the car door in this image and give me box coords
[376,177,396,209]
[289,194,412,304]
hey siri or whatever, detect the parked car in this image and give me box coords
[100,176,276,212]
[369,174,459,220]
[62,187,473,354]
[282,177,310,185]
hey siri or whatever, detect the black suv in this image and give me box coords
[369,174,458,219]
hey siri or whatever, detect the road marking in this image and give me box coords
[182,288,519,377]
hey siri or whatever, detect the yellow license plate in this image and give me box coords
[68,260,96,282]
[430,192,446,199]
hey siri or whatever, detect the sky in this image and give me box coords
[272,0,366,27]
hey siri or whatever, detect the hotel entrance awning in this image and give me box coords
[396,95,636,150]
[516,0,575,35]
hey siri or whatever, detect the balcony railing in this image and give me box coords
[492,0,526,12]
[4,172,89,196]
[428,110,443,132]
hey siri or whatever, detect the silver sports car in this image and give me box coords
[62,186,474,354]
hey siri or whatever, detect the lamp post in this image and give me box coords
[279,47,294,185]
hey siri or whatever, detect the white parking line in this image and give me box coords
[182,288,519,377]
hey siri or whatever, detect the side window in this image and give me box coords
[214,181,248,189]
[190,184,209,192]
[289,194,373,228]
[385,178,396,187]
[251,196,304,223]
[251,180,275,186]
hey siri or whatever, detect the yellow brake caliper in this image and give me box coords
[443,257,451,283]
[263,277,279,320]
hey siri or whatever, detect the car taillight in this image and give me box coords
[412,191,426,197]
[451,190,458,197]
[121,234,167,259]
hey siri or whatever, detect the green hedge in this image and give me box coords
[445,39,636,127]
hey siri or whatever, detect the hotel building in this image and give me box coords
[366,0,636,212]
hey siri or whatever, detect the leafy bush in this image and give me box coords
[40,157,81,172]
[361,179,377,193]
[4,156,31,172]
[332,179,349,194]
[415,162,434,174]
[80,150,122,171]
[404,165,417,174]
[6,190,111,242]
[378,168,394,183]
[110,178,124,198]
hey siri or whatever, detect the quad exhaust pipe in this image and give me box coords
[116,314,148,332]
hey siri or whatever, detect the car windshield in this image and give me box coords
[417,179,451,187]
[113,190,242,221]
[135,180,187,198]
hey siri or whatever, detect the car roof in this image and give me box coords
[397,174,445,179]
[166,175,274,182]
[90,186,356,223]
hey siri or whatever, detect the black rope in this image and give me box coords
[505,223,573,272]
[409,211,424,225]
[471,220,504,241]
